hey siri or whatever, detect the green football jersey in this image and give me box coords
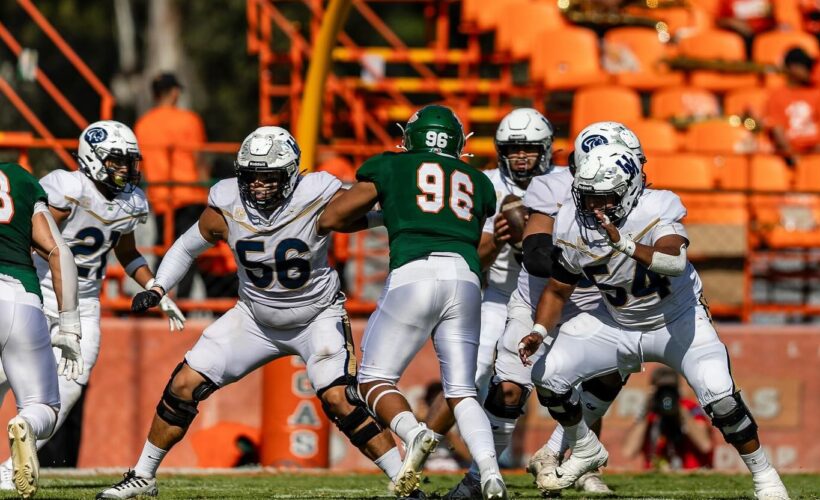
[357,151,496,278]
[0,162,48,298]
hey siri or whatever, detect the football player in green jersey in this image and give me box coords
[320,106,508,500]
[0,162,81,498]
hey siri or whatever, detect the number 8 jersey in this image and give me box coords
[34,169,149,300]
[356,151,496,279]
[208,171,342,325]
[552,188,703,329]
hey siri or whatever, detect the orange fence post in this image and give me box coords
[260,357,330,467]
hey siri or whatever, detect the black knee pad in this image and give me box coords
[704,391,758,445]
[483,380,530,420]
[536,388,580,423]
[320,379,382,448]
[156,362,219,428]
[581,373,626,402]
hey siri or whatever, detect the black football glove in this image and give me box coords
[132,290,162,313]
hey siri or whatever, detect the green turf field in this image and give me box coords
[4,471,817,499]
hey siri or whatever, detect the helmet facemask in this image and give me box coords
[572,184,629,230]
[92,146,142,194]
[236,161,297,211]
[498,140,551,183]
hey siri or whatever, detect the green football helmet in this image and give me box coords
[402,105,466,157]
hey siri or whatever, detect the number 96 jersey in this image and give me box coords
[553,189,703,330]
[34,169,149,300]
[208,172,342,328]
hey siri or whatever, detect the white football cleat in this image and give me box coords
[7,416,39,499]
[526,444,560,478]
[0,462,14,491]
[394,424,438,497]
[575,469,613,494]
[754,469,790,500]
[96,470,158,499]
[536,432,608,493]
[481,472,508,500]
[443,472,481,500]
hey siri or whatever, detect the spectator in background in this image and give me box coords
[135,72,209,297]
[717,0,777,57]
[765,47,820,163]
[316,154,357,294]
[623,367,714,471]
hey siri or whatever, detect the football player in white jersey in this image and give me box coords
[445,121,645,499]
[97,127,401,500]
[518,144,789,500]
[0,121,186,490]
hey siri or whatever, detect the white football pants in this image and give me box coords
[476,286,510,402]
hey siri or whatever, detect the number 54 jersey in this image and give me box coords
[208,172,342,328]
[553,188,704,330]
[34,169,149,300]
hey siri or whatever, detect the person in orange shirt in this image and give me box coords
[135,73,210,297]
[765,48,820,163]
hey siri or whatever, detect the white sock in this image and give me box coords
[486,413,517,458]
[134,441,168,478]
[562,418,590,445]
[546,425,564,454]
[453,398,498,478]
[18,404,56,440]
[374,447,402,482]
[390,411,420,444]
[741,447,777,481]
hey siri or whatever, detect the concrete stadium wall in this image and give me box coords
[1,318,816,472]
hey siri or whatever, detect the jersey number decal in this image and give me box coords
[236,238,311,290]
[425,131,449,149]
[71,227,122,279]
[583,263,671,307]
[416,162,474,221]
[0,172,14,224]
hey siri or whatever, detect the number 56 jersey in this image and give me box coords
[553,188,703,330]
[208,172,342,328]
[34,169,149,300]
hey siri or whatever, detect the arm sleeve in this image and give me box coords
[550,247,583,286]
[522,233,554,278]
[154,223,214,292]
[35,202,78,313]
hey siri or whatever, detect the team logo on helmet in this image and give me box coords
[615,153,640,180]
[84,127,108,145]
[581,134,608,153]
[249,136,274,155]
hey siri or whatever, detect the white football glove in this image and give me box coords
[147,279,186,332]
[53,310,83,381]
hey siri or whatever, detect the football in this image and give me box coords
[500,194,528,246]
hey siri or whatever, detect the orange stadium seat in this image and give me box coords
[571,85,642,137]
[626,119,680,154]
[496,1,565,59]
[677,29,759,91]
[650,86,720,123]
[462,0,515,30]
[643,153,714,190]
[530,26,608,90]
[753,31,820,87]
[603,27,684,90]
[724,87,770,121]
[751,194,820,248]
[750,154,793,192]
[685,121,758,190]
[795,155,820,192]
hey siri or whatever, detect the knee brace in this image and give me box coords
[704,391,758,445]
[581,373,627,402]
[536,388,581,424]
[483,379,530,420]
[156,362,219,428]
[318,378,384,448]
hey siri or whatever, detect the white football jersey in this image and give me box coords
[516,167,600,323]
[481,168,526,296]
[34,170,148,299]
[553,188,702,329]
[209,171,341,314]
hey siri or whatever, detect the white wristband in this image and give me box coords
[532,323,548,338]
[612,237,636,257]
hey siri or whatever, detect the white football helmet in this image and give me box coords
[76,120,142,193]
[495,108,554,183]
[571,121,645,175]
[235,126,301,210]
[572,143,644,230]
